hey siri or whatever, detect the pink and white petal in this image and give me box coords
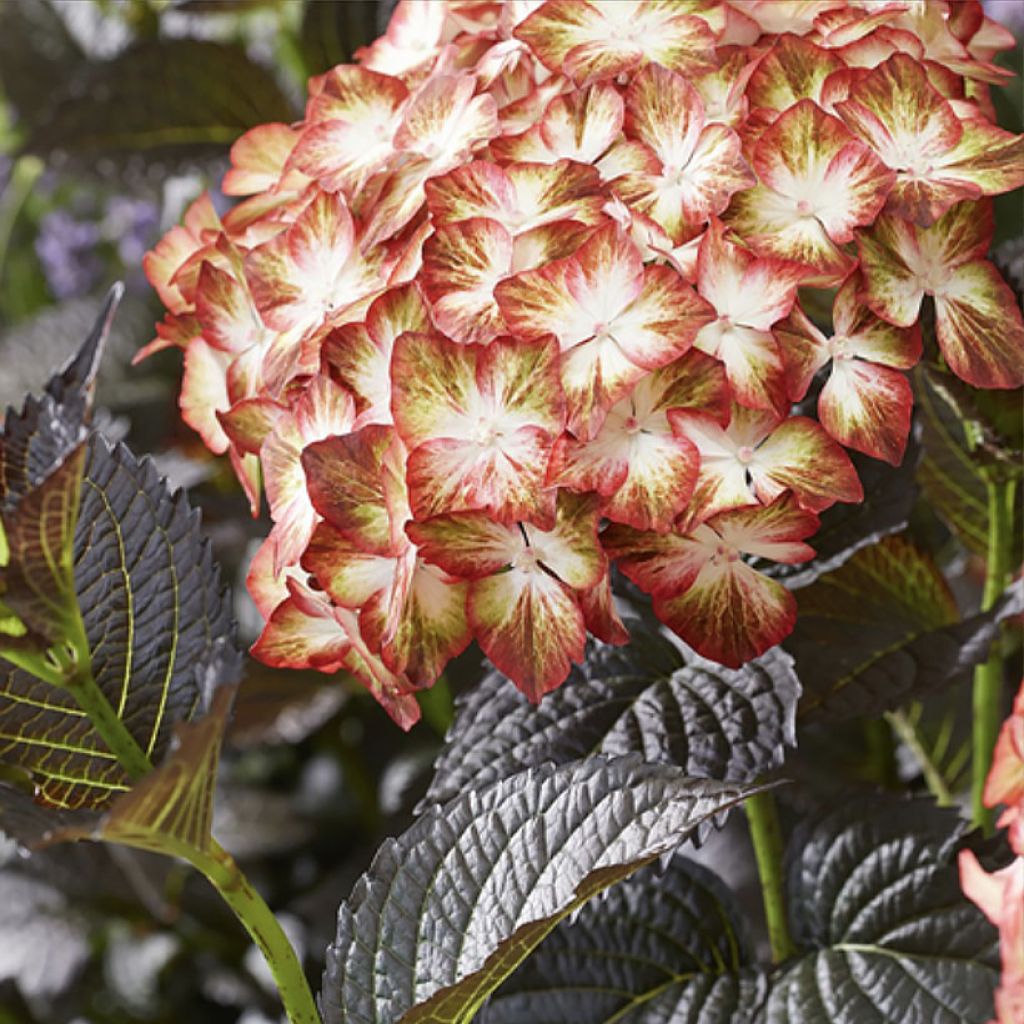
[560,332,649,440]
[251,585,352,673]
[478,334,565,436]
[304,522,398,608]
[468,565,585,702]
[819,359,913,465]
[835,53,963,175]
[774,304,832,402]
[230,449,262,519]
[373,559,471,686]
[322,323,390,419]
[750,416,865,511]
[195,262,269,355]
[224,123,303,196]
[711,496,819,563]
[523,490,605,591]
[144,226,202,315]
[217,397,287,455]
[514,0,635,79]
[510,220,594,273]
[504,159,606,230]
[420,218,513,343]
[405,427,557,525]
[604,430,700,532]
[609,264,715,369]
[653,558,798,668]
[667,410,758,527]
[624,62,707,170]
[725,186,856,283]
[546,426,630,497]
[645,348,732,425]
[135,312,201,363]
[934,260,1024,389]
[855,215,926,327]
[601,523,711,597]
[356,0,446,77]
[180,338,232,454]
[246,534,295,620]
[425,161,516,225]
[390,331,480,448]
[301,425,406,556]
[831,274,923,368]
[290,119,396,198]
[494,256,584,344]
[747,34,846,113]
[395,73,499,168]
[579,571,630,645]
[563,225,647,332]
[537,82,625,164]
[696,221,806,330]
[697,320,790,414]
[407,512,524,579]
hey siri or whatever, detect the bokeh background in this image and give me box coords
[0,2,1020,1022]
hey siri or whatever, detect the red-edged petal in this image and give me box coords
[301,424,408,556]
[407,513,524,579]
[420,218,512,344]
[224,123,303,196]
[934,260,1024,389]
[747,33,846,114]
[180,338,231,454]
[579,571,630,645]
[747,415,865,512]
[468,565,585,702]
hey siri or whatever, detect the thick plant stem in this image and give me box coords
[971,479,1015,834]
[745,790,796,965]
[190,840,320,1024]
[885,709,954,806]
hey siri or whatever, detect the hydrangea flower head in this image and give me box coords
[143,0,1024,727]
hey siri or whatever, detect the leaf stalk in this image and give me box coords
[188,839,321,1024]
[744,789,796,965]
[971,478,1015,834]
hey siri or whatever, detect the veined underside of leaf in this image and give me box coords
[789,535,1024,721]
[0,290,240,812]
[321,758,771,1024]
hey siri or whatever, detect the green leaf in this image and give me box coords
[483,854,768,1024]
[789,535,1024,722]
[424,613,799,808]
[915,367,1023,556]
[0,296,240,811]
[758,434,920,589]
[767,799,998,1023]
[23,39,295,171]
[298,0,379,75]
[0,0,85,129]
[321,759,769,1024]
[0,284,120,506]
[49,683,236,861]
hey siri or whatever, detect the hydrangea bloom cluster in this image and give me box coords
[961,681,1024,1024]
[142,0,1024,727]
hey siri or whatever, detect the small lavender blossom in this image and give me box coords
[35,210,102,300]
[102,196,159,267]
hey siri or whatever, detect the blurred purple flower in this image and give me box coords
[102,195,159,267]
[35,210,102,300]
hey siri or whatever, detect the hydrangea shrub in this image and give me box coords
[141,0,1024,726]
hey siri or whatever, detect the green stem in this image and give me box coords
[885,709,954,806]
[745,791,795,965]
[0,155,43,281]
[0,646,152,779]
[186,840,320,1024]
[971,479,1015,834]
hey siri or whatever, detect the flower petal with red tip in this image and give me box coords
[615,64,754,243]
[515,0,717,85]
[747,33,846,115]
[420,218,513,344]
[391,332,564,523]
[302,424,409,556]
[224,123,304,196]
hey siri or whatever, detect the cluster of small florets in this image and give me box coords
[143,0,1024,727]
